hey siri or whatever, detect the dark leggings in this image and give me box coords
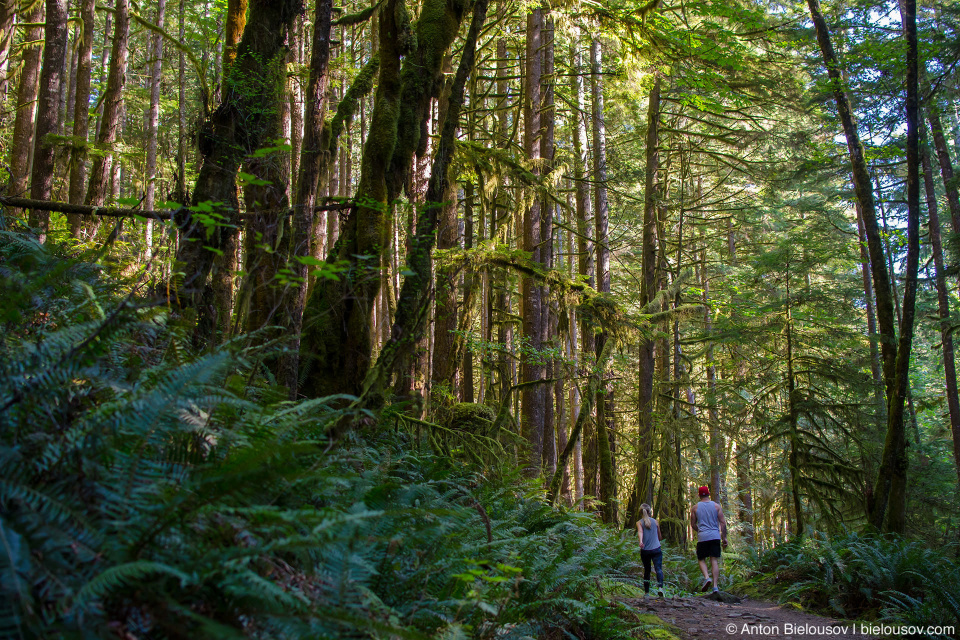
[641,548,664,592]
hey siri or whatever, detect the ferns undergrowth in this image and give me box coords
[0,234,644,639]
[734,532,960,636]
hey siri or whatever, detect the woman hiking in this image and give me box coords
[636,503,665,597]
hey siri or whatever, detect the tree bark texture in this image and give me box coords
[68,0,96,233]
[280,0,334,397]
[28,0,69,239]
[873,0,920,534]
[921,133,960,490]
[174,0,302,342]
[632,74,660,520]
[144,0,166,249]
[85,0,129,208]
[590,37,616,522]
[520,8,545,476]
[301,0,470,399]
[10,1,44,199]
[343,0,487,419]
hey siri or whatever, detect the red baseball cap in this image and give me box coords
[698,486,710,497]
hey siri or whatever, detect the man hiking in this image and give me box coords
[690,485,727,593]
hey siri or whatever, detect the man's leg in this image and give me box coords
[698,559,710,580]
[711,557,720,591]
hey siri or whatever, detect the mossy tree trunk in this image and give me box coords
[340,0,488,414]
[85,0,129,209]
[629,74,661,519]
[280,0,334,397]
[300,0,472,398]
[67,0,96,232]
[10,1,43,201]
[174,0,302,345]
[28,0,69,241]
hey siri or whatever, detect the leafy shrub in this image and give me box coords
[0,234,644,639]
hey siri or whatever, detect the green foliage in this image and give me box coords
[736,532,960,633]
[0,235,646,638]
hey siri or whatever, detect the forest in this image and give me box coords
[1,0,960,636]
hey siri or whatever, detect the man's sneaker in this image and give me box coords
[700,578,713,592]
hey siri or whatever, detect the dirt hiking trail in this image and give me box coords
[624,594,877,640]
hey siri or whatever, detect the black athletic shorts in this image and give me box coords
[696,539,722,560]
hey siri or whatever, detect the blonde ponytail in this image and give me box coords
[640,503,654,530]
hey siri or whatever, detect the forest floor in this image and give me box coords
[625,594,877,640]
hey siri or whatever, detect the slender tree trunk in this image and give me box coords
[28,0,68,240]
[520,7,544,476]
[928,107,960,253]
[0,0,15,103]
[461,178,476,403]
[807,0,909,532]
[630,74,660,521]
[68,0,96,233]
[280,0,333,397]
[922,131,960,489]
[735,441,754,544]
[590,37,616,523]
[143,0,166,250]
[784,271,805,537]
[10,1,44,199]
[873,0,921,535]
[175,0,186,203]
[571,34,596,500]
[85,0,129,208]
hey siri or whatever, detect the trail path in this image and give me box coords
[624,594,877,640]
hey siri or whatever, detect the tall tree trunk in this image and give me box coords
[143,0,166,250]
[922,131,960,489]
[856,206,886,442]
[807,0,909,532]
[68,0,96,234]
[0,0,15,103]
[175,0,186,203]
[520,7,544,476]
[224,0,248,68]
[541,16,556,476]
[735,441,754,545]
[85,0,129,208]
[10,1,44,199]
[873,0,921,535]
[590,37,616,523]
[352,0,489,414]
[571,34,596,500]
[28,0,68,240]
[280,0,333,397]
[630,74,660,521]
[927,106,960,255]
[431,186,459,390]
[785,270,804,537]
[301,0,471,398]
[174,0,300,343]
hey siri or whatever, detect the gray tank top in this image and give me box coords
[640,518,660,551]
[695,501,721,541]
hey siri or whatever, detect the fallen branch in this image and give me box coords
[0,196,353,222]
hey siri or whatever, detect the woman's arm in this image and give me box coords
[636,521,644,549]
[657,522,662,541]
